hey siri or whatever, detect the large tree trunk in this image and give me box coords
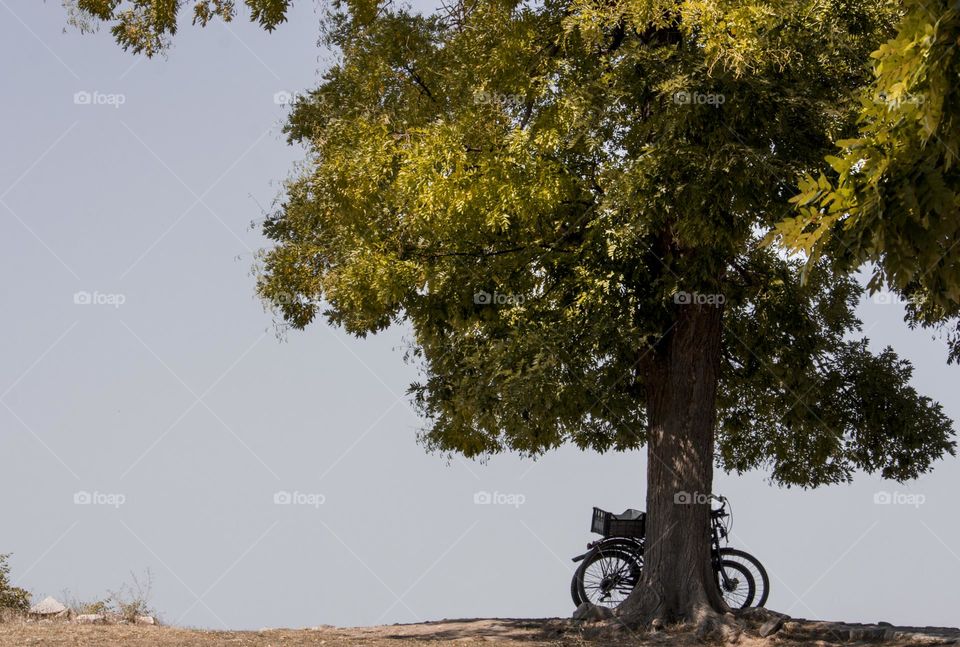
[618,301,726,627]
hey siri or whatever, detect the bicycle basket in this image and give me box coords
[591,507,646,538]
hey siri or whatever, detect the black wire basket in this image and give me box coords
[591,507,646,538]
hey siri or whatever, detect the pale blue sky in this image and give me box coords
[1,0,957,630]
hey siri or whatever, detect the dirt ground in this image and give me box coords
[1,617,957,647]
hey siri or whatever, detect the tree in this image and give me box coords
[0,554,30,613]
[76,0,956,628]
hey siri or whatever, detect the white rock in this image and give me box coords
[29,596,67,615]
[135,615,156,625]
[76,614,106,624]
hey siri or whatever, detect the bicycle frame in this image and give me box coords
[709,495,738,594]
[571,535,643,563]
[573,496,733,586]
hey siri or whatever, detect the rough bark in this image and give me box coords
[618,301,727,629]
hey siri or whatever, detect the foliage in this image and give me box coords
[77,0,957,486]
[0,554,30,613]
[66,0,292,55]
[768,0,960,360]
[260,0,955,485]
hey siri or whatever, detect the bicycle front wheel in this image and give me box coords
[716,558,755,609]
[717,548,769,608]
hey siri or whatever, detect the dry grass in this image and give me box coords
[0,619,580,647]
[0,617,957,647]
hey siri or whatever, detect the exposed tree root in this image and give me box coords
[573,602,793,644]
[572,605,960,646]
[692,609,742,644]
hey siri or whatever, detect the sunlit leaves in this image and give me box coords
[774,0,960,348]
[84,0,956,483]
[71,0,292,53]
[250,0,957,482]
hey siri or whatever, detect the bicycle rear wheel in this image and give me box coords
[575,544,642,609]
[570,571,583,607]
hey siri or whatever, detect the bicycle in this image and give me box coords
[570,495,769,610]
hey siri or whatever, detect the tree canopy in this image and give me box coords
[74,0,957,488]
[770,0,960,361]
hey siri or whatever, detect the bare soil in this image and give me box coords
[0,617,957,647]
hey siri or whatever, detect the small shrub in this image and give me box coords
[84,599,110,615]
[62,570,156,622]
[0,554,30,614]
[61,590,110,616]
[106,569,155,622]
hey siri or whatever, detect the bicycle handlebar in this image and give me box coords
[710,495,729,517]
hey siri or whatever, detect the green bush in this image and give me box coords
[0,554,30,613]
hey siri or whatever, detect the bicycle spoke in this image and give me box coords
[580,549,640,608]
